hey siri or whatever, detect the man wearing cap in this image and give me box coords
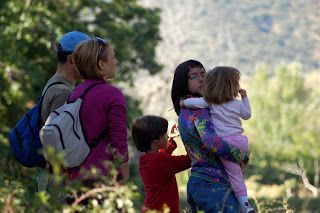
[40,31,90,126]
[37,31,90,191]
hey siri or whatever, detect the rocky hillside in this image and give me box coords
[131,0,320,118]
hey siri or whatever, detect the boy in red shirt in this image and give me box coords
[132,115,191,213]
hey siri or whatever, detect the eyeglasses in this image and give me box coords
[188,72,205,80]
[96,37,107,65]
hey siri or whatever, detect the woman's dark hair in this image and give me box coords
[131,115,168,153]
[171,60,204,115]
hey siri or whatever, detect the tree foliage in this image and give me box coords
[0,0,160,211]
[0,0,161,121]
[245,63,320,193]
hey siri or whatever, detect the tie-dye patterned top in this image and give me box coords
[178,108,248,185]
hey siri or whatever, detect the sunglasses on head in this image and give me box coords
[95,37,108,65]
[96,37,107,45]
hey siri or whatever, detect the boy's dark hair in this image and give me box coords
[56,31,90,64]
[132,115,168,153]
[56,43,71,64]
[171,59,204,115]
[57,52,68,64]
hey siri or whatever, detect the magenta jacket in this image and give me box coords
[68,79,128,180]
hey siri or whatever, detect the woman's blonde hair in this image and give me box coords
[74,38,110,79]
[202,66,240,104]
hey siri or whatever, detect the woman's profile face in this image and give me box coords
[187,67,206,95]
[99,46,117,80]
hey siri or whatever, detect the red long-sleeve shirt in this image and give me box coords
[139,148,191,213]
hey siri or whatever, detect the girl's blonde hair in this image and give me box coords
[202,66,240,104]
[74,38,110,79]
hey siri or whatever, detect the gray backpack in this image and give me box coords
[39,83,107,168]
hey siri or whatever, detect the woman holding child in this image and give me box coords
[171,60,249,212]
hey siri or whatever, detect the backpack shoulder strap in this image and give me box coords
[79,82,107,149]
[89,128,109,149]
[79,82,105,100]
[39,82,66,125]
[42,82,66,98]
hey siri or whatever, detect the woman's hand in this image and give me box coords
[118,162,129,184]
[241,151,249,174]
[240,161,247,174]
[179,100,185,108]
[243,151,249,164]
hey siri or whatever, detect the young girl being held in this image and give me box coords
[181,66,255,213]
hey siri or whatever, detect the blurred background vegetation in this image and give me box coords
[1,0,319,212]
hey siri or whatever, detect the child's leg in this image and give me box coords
[220,159,255,212]
[219,157,247,197]
[221,135,255,212]
[223,135,249,151]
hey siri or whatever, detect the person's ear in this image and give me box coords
[149,139,157,150]
[152,139,159,144]
[68,54,76,65]
[98,59,104,70]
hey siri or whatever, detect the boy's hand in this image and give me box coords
[160,123,179,154]
[239,89,247,98]
[168,137,177,149]
[159,138,177,154]
[165,133,178,154]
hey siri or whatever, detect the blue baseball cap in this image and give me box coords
[57,31,90,54]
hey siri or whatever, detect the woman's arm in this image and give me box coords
[107,88,129,182]
[185,108,248,164]
[118,162,129,184]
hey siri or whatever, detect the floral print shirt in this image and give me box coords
[178,108,248,185]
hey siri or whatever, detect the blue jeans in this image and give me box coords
[187,176,239,213]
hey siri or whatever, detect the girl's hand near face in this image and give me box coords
[239,89,247,98]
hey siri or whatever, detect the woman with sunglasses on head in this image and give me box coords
[171,60,249,212]
[68,37,129,186]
